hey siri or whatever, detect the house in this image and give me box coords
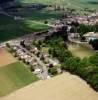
[31,47,39,54]
[48,58,60,66]
[14,16,24,20]
[83,32,98,42]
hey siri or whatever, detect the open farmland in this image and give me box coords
[21,0,98,11]
[0,48,16,67]
[0,15,48,42]
[0,62,38,97]
[1,73,98,100]
[1,0,98,42]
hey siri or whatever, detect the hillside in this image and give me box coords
[0,0,98,42]
[20,0,98,11]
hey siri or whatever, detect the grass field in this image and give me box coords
[0,14,48,42]
[68,43,95,59]
[20,0,98,11]
[0,62,38,97]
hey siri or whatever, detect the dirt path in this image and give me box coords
[0,48,16,67]
[1,73,98,100]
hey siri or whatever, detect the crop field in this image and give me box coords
[0,62,38,97]
[1,73,98,100]
[0,48,16,67]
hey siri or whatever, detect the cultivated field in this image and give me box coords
[0,62,38,97]
[0,48,16,67]
[1,73,98,100]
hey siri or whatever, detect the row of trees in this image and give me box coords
[70,22,98,50]
[70,22,98,37]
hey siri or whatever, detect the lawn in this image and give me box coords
[0,62,38,97]
[68,43,95,59]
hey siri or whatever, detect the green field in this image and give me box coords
[0,8,62,42]
[0,62,38,96]
[20,0,98,11]
[68,43,95,59]
[0,15,48,42]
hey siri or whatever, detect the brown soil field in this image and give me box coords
[0,48,16,67]
[1,73,98,100]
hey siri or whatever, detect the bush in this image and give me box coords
[48,67,58,75]
[6,43,10,48]
[89,53,98,66]
[64,57,81,74]
[25,45,31,51]
[44,20,48,24]
[90,39,98,50]
[78,57,90,78]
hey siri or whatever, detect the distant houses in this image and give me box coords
[63,11,98,25]
[83,32,98,42]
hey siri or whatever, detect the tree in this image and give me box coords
[70,26,76,33]
[78,57,90,77]
[44,20,48,24]
[6,43,10,48]
[90,39,98,50]
[94,22,98,32]
[20,40,25,47]
[89,53,98,66]
[89,74,98,91]
[48,67,58,75]
[60,26,68,41]
[71,21,79,27]
[77,24,95,37]
[40,55,45,61]
[59,41,68,49]
[64,57,81,74]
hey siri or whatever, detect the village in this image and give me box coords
[4,37,61,80]
[1,0,98,100]
[0,9,98,81]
